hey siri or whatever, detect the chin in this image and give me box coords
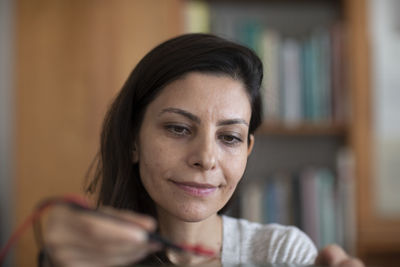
[172,205,219,223]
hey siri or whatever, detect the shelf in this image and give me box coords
[203,0,339,3]
[255,122,348,136]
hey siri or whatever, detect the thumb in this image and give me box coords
[315,244,349,265]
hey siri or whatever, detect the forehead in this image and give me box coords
[149,72,251,117]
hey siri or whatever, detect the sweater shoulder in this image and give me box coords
[222,215,317,264]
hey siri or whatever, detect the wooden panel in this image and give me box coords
[344,0,400,264]
[343,0,372,237]
[15,0,183,265]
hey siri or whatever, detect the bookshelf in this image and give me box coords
[186,0,352,250]
[185,0,400,265]
[256,122,348,136]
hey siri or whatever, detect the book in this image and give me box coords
[260,29,281,122]
[318,29,332,122]
[275,172,293,225]
[299,168,320,247]
[262,172,292,225]
[184,0,210,33]
[236,20,263,54]
[330,23,348,124]
[263,177,277,223]
[302,37,313,121]
[281,38,303,126]
[241,181,263,223]
[291,174,302,228]
[317,168,336,248]
[336,147,356,254]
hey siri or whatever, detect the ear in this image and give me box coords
[132,143,139,163]
[247,134,255,157]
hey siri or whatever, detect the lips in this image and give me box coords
[171,181,218,197]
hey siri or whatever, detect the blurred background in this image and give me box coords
[0,0,399,266]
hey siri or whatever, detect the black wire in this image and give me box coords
[33,199,67,267]
[32,198,190,267]
[66,202,185,253]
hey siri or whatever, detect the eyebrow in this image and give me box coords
[159,107,249,127]
[218,118,249,127]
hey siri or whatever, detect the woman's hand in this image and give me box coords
[315,244,364,267]
[43,205,160,266]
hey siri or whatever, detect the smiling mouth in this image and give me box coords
[171,181,218,197]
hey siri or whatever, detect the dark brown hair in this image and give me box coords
[86,33,263,217]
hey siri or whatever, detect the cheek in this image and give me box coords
[139,149,172,203]
[224,151,248,186]
[138,139,178,184]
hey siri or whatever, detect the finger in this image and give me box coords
[45,206,157,265]
[46,229,160,266]
[100,206,157,231]
[315,244,348,265]
[337,258,365,267]
[45,208,155,257]
[49,242,157,266]
[46,211,148,248]
[49,202,157,233]
[82,214,146,242]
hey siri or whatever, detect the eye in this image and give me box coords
[165,125,191,136]
[219,134,243,146]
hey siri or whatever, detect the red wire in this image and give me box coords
[0,202,49,262]
[181,244,216,257]
[0,195,89,263]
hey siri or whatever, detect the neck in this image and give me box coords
[156,209,223,265]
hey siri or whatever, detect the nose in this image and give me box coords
[188,133,217,171]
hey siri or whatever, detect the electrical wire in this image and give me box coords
[0,195,217,264]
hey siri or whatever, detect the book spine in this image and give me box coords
[281,38,303,126]
[336,148,356,254]
[261,29,281,122]
[300,168,320,247]
[318,168,336,247]
[184,0,210,33]
[241,181,263,223]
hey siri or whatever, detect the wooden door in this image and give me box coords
[15,0,183,265]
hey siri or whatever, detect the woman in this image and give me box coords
[43,34,363,266]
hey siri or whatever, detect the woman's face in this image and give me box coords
[136,72,254,222]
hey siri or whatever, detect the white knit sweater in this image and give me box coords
[221,215,317,265]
